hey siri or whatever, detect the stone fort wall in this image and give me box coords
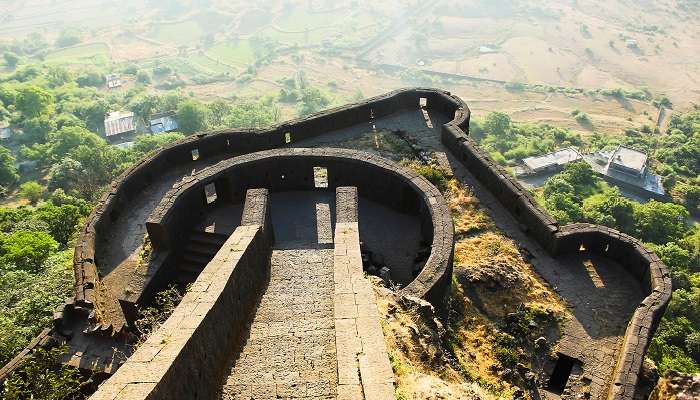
[90,188,273,400]
[1,88,671,400]
[142,148,454,313]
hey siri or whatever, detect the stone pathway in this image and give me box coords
[220,248,338,400]
[220,194,339,399]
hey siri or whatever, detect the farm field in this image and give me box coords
[44,43,110,65]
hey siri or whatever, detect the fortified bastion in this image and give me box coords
[0,88,671,400]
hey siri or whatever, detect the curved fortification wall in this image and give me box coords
[438,93,671,400]
[144,148,454,310]
[2,88,671,400]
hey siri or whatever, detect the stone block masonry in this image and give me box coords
[333,187,395,400]
[89,189,273,400]
[3,88,670,400]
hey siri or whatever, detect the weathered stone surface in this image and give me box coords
[89,189,273,400]
[334,187,395,400]
[5,88,671,400]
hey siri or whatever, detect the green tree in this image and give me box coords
[46,66,72,88]
[15,85,54,118]
[2,346,89,400]
[222,100,280,129]
[544,192,583,224]
[55,30,81,48]
[0,231,58,272]
[176,100,209,134]
[128,132,184,160]
[75,70,105,88]
[680,184,700,214]
[297,87,331,117]
[136,70,151,84]
[46,126,105,161]
[35,204,81,246]
[18,182,45,205]
[582,188,635,233]
[129,94,162,119]
[634,201,689,244]
[19,116,55,145]
[483,112,513,139]
[561,161,600,192]
[0,146,19,187]
[3,52,19,68]
[48,143,126,199]
[687,332,700,363]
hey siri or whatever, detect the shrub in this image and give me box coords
[414,165,451,192]
[1,345,89,399]
[505,81,525,91]
[0,231,58,271]
[19,181,45,205]
[135,286,183,340]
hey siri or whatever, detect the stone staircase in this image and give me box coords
[176,230,229,285]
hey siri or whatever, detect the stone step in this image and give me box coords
[184,242,220,256]
[182,252,213,265]
[189,230,228,246]
[178,260,206,275]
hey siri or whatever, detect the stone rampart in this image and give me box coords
[333,186,395,399]
[2,88,672,400]
[144,148,454,311]
[89,189,273,400]
[437,96,671,400]
[68,88,460,329]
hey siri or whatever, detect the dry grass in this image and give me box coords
[376,290,501,400]
[446,179,494,236]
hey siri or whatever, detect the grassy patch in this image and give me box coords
[187,54,236,75]
[276,9,332,31]
[150,21,203,45]
[411,163,451,192]
[205,41,256,67]
[446,180,493,237]
[44,43,109,66]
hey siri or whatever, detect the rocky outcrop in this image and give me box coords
[650,371,700,400]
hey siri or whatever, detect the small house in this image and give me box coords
[521,147,583,175]
[106,74,122,89]
[0,121,11,141]
[104,111,137,143]
[607,145,647,178]
[149,113,179,134]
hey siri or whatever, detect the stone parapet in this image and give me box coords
[89,189,273,400]
[334,187,395,400]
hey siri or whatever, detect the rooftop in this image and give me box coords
[149,115,178,134]
[523,147,582,172]
[104,111,136,137]
[609,145,647,173]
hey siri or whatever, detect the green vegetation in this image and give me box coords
[134,286,183,341]
[44,44,109,66]
[571,109,592,128]
[0,250,74,369]
[206,40,256,67]
[538,161,700,373]
[0,60,291,393]
[413,164,451,192]
[472,107,700,373]
[2,345,90,400]
[599,87,653,101]
[471,112,583,165]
